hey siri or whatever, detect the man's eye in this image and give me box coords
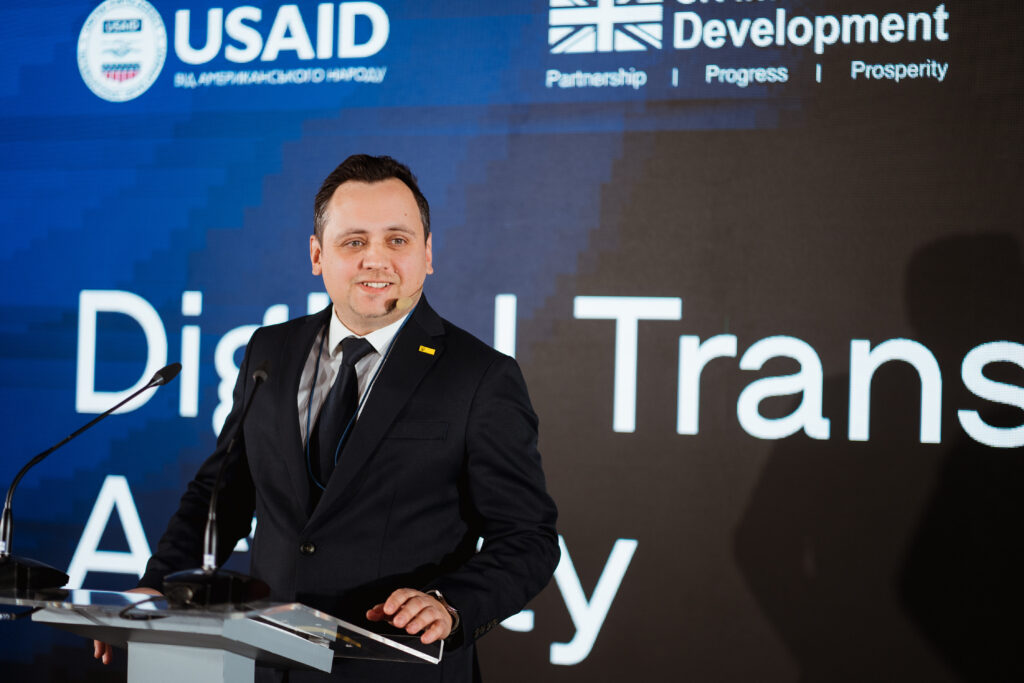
[390,237,407,246]
[345,240,364,248]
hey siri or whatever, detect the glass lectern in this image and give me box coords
[0,589,442,682]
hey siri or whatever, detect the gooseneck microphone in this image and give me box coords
[163,362,271,607]
[0,362,181,592]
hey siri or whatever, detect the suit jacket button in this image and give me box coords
[300,542,316,555]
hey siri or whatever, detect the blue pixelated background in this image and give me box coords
[3,1,1022,680]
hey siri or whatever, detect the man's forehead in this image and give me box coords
[324,178,425,237]
[330,179,412,210]
[330,177,412,201]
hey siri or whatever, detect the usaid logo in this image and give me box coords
[103,18,142,33]
[78,0,167,102]
[549,0,663,54]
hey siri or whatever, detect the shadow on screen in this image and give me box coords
[734,233,1024,682]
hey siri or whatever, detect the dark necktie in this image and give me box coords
[313,336,374,485]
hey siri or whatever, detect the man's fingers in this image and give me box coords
[420,620,446,645]
[92,640,113,665]
[381,588,419,616]
[372,589,452,641]
[398,601,434,632]
[390,595,430,629]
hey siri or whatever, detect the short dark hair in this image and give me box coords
[314,154,430,242]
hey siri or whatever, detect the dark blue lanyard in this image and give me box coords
[305,312,412,491]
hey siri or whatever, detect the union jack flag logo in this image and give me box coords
[549,0,663,54]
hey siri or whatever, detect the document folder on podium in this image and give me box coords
[0,589,442,682]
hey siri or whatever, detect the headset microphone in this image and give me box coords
[392,285,423,313]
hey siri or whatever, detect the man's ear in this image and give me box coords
[310,234,323,275]
[425,233,434,275]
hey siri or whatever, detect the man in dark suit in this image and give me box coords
[96,155,559,681]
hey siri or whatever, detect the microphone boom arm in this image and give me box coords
[0,363,181,562]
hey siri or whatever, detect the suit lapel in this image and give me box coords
[280,306,333,511]
[310,299,445,524]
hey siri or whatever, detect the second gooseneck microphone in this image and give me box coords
[163,361,271,607]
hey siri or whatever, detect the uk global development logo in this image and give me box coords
[78,0,167,102]
[549,1,954,57]
[549,0,664,54]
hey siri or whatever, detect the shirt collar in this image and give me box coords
[328,309,410,358]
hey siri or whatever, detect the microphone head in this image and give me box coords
[151,362,182,386]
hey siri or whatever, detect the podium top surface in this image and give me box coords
[0,588,442,665]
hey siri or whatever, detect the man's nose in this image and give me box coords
[361,240,389,268]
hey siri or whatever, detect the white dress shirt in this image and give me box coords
[296,310,409,445]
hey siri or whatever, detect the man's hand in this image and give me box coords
[366,588,453,644]
[92,587,163,665]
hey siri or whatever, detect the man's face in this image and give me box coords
[311,178,433,335]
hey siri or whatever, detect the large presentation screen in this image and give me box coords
[2,1,1022,681]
